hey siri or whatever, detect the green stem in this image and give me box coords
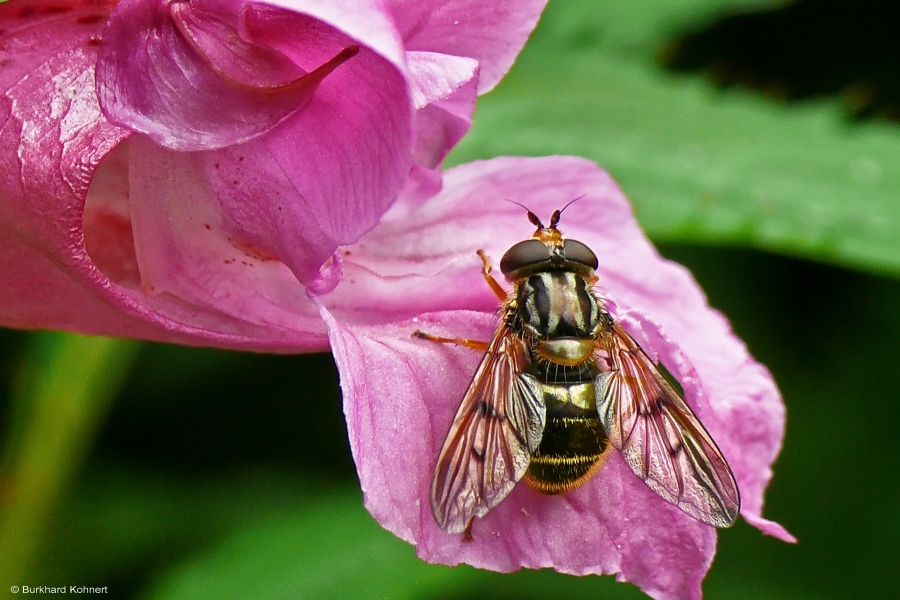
[0,332,140,583]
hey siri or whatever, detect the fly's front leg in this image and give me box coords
[477,249,507,301]
[410,249,503,351]
[412,330,489,352]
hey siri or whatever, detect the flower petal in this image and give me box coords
[400,51,479,206]
[125,136,329,346]
[388,0,547,92]
[0,1,321,349]
[231,3,415,273]
[97,0,411,153]
[100,0,415,285]
[325,310,716,600]
[323,156,635,322]
[259,0,407,68]
[171,0,307,87]
[406,51,478,110]
[323,156,789,598]
[128,93,414,296]
[0,0,134,330]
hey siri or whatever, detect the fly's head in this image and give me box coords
[499,202,598,282]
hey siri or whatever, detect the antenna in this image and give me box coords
[549,195,585,227]
[504,199,544,229]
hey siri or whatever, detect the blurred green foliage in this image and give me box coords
[2,0,900,598]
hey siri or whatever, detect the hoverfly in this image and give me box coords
[415,206,740,536]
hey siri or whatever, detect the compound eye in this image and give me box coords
[563,239,598,270]
[500,239,549,276]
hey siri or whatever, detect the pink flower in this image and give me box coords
[320,156,793,600]
[0,0,545,339]
[0,2,790,598]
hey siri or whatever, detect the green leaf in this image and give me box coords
[40,467,323,585]
[0,334,139,584]
[532,0,779,48]
[448,0,900,276]
[141,490,460,600]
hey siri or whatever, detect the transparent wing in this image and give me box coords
[596,322,740,527]
[431,323,546,534]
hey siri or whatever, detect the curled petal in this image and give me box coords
[396,53,479,210]
[97,0,410,152]
[171,0,306,87]
[257,0,407,69]
[306,252,343,297]
[227,4,415,274]
[402,51,478,200]
[205,82,413,287]
[101,0,415,286]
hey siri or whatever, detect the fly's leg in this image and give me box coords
[412,331,489,352]
[477,249,507,300]
[410,250,504,351]
[463,519,474,542]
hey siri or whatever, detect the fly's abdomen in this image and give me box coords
[524,411,609,494]
[522,364,611,494]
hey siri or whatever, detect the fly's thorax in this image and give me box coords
[513,270,604,365]
[516,271,601,338]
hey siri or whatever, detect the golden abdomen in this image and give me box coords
[523,378,611,494]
